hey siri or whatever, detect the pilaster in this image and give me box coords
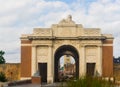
[47,45,53,83]
[80,45,86,76]
[97,45,102,76]
[32,45,37,76]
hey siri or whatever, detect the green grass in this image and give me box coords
[61,76,114,87]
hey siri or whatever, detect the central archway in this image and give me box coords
[54,45,79,82]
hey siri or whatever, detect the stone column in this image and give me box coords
[80,45,86,76]
[47,45,53,83]
[97,45,102,76]
[32,45,37,76]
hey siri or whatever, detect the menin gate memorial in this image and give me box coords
[20,15,113,83]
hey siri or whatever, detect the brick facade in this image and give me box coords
[21,40,32,77]
[102,40,113,77]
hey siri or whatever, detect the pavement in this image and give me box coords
[7,84,41,87]
[5,83,120,87]
[6,82,64,87]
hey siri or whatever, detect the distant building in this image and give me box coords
[64,55,71,65]
[63,55,75,77]
[64,63,75,75]
[20,15,114,83]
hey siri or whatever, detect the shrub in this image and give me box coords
[63,76,114,87]
[0,72,7,82]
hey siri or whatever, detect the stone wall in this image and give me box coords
[0,63,20,81]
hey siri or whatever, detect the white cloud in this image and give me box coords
[0,0,120,63]
[0,15,17,27]
[0,0,31,13]
[114,37,120,57]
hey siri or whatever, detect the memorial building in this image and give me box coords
[20,15,113,83]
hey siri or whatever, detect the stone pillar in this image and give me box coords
[80,45,86,76]
[97,45,102,76]
[32,45,37,76]
[47,45,53,83]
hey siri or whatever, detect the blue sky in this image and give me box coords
[0,0,120,63]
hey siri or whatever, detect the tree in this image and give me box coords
[0,72,7,82]
[0,50,5,64]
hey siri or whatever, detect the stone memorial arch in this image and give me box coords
[20,15,113,83]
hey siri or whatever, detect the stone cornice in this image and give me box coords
[27,36,107,40]
[78,36,106,40]
[28,36,55,40]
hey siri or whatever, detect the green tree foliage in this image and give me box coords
[0,50,5,64]
[0,72,7,82]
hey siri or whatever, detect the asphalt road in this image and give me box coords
[6,82,63,87]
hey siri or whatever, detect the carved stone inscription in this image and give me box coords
[37,46,48,62]
[33,28,52,36]
[84,29,100,36]
[85,47,97,62]
[56,27,76,37]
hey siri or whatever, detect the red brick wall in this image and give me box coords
[32,76,41,84]
[21,40,32,77]
[102,40,113,77]
[21,40,31,44]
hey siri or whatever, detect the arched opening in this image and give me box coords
[54,45,79,82]
[58,55,76,81]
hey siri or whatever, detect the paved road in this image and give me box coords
[6,82,120,87]
[6,83,120,87]
[7,84,41,87]
[6,82,63,87]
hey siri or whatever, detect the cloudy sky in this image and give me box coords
[0,0,120,63]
